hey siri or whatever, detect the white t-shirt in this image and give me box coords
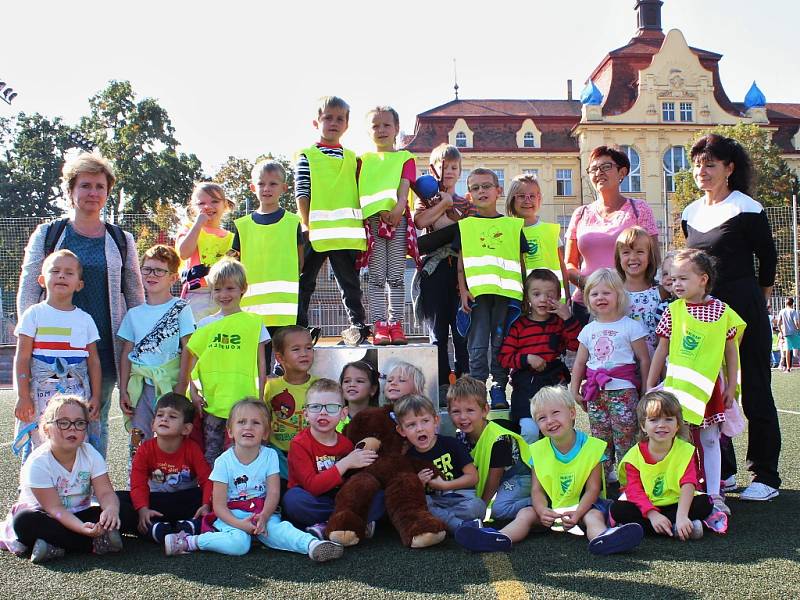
[578,316,647,390]
[778,307,799,337]
[197,312,270,343]
[18,442,108,513]
[117,298,196,367]
[14,302,100,360]
[210,446,278,503]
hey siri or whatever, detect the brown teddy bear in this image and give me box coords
[326,405,447,548]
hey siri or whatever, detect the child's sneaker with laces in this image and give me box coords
[721,475,737,493]
[30,538,65,564]
[372,321,391,346]
[711,494,731,516]
[164,531,195,556]
[305,522,327,540]
[703,510,729,534]
[454,519,512,553]
[175,519,202,536]
[308,539,343,562]
[149,521,173,544]
[388,322,408,345]
[92,529,123,555]
[588,523,643,555]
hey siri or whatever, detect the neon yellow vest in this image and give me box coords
[180,228,234,275]
[188,311,262,419]
[304,146,366,252]
[235,212,300,326]
[358,150,414,219]
[459,216,524,300]
[618,438,695,507]
[469,421,531,498]
[663,300,745,425]
[529,435,607,509]
[522,221,565,302]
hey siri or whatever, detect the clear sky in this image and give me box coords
[3,0,798,174]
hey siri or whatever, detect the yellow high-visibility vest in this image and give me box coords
[459,216,524,300]
[358,150,414,219]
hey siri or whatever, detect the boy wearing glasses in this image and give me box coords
[454,169,528,409]
[283,378,382,537]
[13,250,101,462]
[118,245,196,448]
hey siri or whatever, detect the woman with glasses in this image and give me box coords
[18,153,144,457]
[565,146,659,324]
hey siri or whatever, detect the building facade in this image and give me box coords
[401,0,800,242]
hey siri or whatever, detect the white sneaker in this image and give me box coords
[711,494,731,516]
[740,482,779,502]
[721,475,737,493]
[308,539,344,562]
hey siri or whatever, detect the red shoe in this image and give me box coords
[373,321,391,346]
[389,322,408,345]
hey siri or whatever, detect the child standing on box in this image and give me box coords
[499,269,580,442]
[283,379,382,538]
[164,399,343,561]
[647,249,744,516]
[13,250,101,463]
[176,183,234,321]
[117,393,211,543]
[177,258,268,467]
[233,160,304,368]
[456,168,529,409]
[295,96,368,346]
[118,245,195,451]
[414,144,474,387]
[570,268,650,480]
[266,326,318,480]
[359,106,417,345]
[615,226,666,356]
[505,174,570,302]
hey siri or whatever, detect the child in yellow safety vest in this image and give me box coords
[176,183,235,321]
[610,391,725,539]
[231,160,304,369]
[647,249,744,517]
[358,106,418,346]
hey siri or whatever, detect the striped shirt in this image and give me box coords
[15,302,100,360]
[498,314,581,371]
[294,144,344,201]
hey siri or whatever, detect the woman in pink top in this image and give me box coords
[565,146,659,325]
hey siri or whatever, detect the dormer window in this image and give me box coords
[455,132,467,148]
[523,132,535,148]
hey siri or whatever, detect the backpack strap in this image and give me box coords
[628,197,639,218]
[43,218,71,257]
[104,222,128,266]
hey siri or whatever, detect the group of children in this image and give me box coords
[2,94,751,564]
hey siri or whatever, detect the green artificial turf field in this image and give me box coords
[0,375,798,599]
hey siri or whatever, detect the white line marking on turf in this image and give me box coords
[778,409,800,415]
[0,415,123,447]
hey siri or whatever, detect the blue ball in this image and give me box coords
[414,174,439,200]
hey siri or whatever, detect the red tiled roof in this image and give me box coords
[419,99,581,118]
[766,103,800,120]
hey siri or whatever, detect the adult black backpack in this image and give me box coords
[43,217,128,274]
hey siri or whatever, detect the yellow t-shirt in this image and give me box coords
[266,375,318,452]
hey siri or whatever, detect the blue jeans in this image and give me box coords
[197,509,315,556]
[467,295,510,388]
[88,375,117,459]
[426,489,486,534]
[282,487,385,528]
[518,418,539,444]
[491,473,532,520]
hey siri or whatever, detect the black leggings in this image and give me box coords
[117,488,203,537]
[14,507,100,552]
[610,496,713,535]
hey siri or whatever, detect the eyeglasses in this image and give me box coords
[468,183,497,193]
[141,266,172,277]
[306,403,343,414]
[586,163,617,175]
[50,418,89,431]
[514,194,540,202]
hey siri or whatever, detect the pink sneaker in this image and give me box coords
[389,322,408,345]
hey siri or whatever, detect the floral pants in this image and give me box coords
[587,387,639,475]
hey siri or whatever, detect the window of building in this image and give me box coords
[619,145,641,193]
[522,168,539,178]
[455,132,467,148]
[455,169,471,196]
[662,102,675,122]
[491,169,505,191]
[679,102,693,122]
[523,132,536,148]
[663,146,688,193]
[556,169,573,196]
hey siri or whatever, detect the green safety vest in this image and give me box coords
[358,150,414,219]
[235,212,300,326]
[530,435,606,509]
[304,146,366,252]
[188,311,263,418]
[663,300,745,425]
[469,421,531,498]
[180,228,234,277]
[459,216,524,300]
[618,438,695,507]
[522,221,565,302]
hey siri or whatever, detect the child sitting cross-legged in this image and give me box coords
[283,379,383,541]
[164,398,343,561]
[117,393,212,544]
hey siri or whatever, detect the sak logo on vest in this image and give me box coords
[679,331,702,356]
[209,332,241,350]
[559,472,574,495]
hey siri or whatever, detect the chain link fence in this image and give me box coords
[1,204,797,344]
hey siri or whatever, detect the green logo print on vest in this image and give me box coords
[210,333,241,349]
[560,472,574,495]
[652,474,665,497]
[527,240,539,257]
[480,225,504,250]
[682,332,701,353]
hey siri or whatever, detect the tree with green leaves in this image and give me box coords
[79,80,203,222]
[213,154,296,222]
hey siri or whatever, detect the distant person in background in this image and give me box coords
[17,152,144,457]
[681,134,780,502]
[777,297,799,371]
[565,146,658,326]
